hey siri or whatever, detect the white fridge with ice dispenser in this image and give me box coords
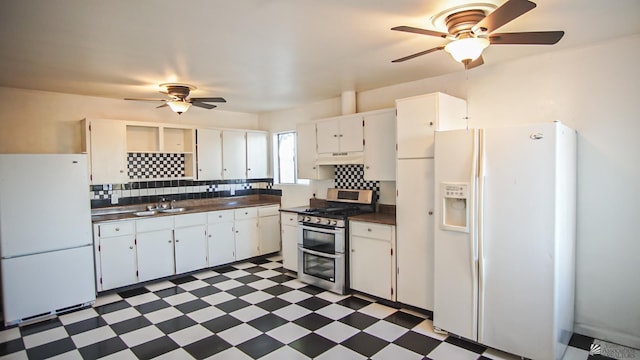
[433,122,576,360]
[0,154,96,325]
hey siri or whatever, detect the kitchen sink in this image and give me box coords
[134,210,157,216]
[158,207,186,213]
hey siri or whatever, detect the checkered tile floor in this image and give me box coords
[0,256,620,359]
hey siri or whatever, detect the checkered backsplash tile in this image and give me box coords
[334,164,380,193]
[127,153,185,180]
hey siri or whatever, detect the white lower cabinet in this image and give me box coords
[137,230,175,282]
[136,216,175,282]
[349,220,396,301]
[234,208,259,260]
[174,213,208,274]
[280,212,298,272]
[94,221,137,291]
[207,210,236,267]
[94,204,279,290]
[258,205,281,255]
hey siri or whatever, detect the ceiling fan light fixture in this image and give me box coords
[167,100,191,114]
[444,37,490,64]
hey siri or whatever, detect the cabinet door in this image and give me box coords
[315,119,341,154]
[396,158,434,310]
[338,115,364,153]
[280,213,298,271]
[296,122,332,180]
[350,234,392,300]
[364,111,396,181]
[89,120,127,184]
[197,128,223,180]
[99,234,137,290]
[234,218,259,260]
[174,225,208,274]
[246,132,268,179]
[137,230,175,282]
[259,215,280,255]
[208,221,236,267]
[222,131,247,179]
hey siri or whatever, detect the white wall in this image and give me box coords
[259,34,640,348]
[0,87,259,154]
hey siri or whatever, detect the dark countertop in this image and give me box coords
[349,212,396,226]
[92,195,281,223]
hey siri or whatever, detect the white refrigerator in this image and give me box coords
[0,154,96,326]
[433,122,576,360]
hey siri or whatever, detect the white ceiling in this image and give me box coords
[1,0,639,113]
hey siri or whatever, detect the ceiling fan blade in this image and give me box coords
[156,103,169,109]
[190,97,226,103]
[124,98,167,102]
[391,46,445,63]
[191,101,217,109]
[466,56,485,69]
[474,0,536,34]
[489,31,564,45]
[391,26,450,39]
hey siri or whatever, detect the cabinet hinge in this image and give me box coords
[89,124,92,131]
[99,277,102,284]
[390,248,393,256]
[391,287,394,296]
[363,139,365,146]
[362,120,364,127]
[136,270,139,277]
[135,239,137,245]
[98,244,101,252]
[90,174,93,181]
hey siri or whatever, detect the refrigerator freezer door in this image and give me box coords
[1,245,96,325]
[433,129,479,340]
[478,124,557,359]
[0,154,92,257]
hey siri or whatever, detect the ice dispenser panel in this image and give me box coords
[440,183,469,232]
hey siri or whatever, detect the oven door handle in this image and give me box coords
[299,246,342,259]
[299,224,344,235]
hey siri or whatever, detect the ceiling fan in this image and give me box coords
[391,0,564,69]
[125,83,226,114]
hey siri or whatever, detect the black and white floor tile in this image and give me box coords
[0,256,627,359]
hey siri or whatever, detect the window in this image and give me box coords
[273,131,308,185]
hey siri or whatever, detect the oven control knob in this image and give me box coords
[331,219,338,226]
[315,218,321,223]
[305,216,311,222]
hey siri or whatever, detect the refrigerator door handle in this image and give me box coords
[476,129,486,343]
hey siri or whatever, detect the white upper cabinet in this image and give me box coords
[296,122,333,180]
[363,109,396,181]
[396,92,467,159]
[316,114,364,154]
[196,128,223,180]
[222,130,247,179]
[84,119,127,184]
[246,131,268,179]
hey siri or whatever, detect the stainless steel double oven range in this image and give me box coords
[297,188,375,294]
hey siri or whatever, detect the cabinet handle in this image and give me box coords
[365,166,370,169]
[235,230,239,233]
[218,215,222,218]
[115,227,120,231]
[351,249,355,252]
[129,246,133,250]
[119,170,124,173]
[176,239,180,243]
[339,134,343,137]
[247,168,251,171]
[224,168,227,171]
[367,228,372,232]
[312,166,316,169]
[428,211,433,215]
[208,234,212,238]
[199,168,202,171]
[168,240,172,243]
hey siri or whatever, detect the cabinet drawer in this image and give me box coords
[350,221,393,241]
[137,216,174,232]
[174,212,207,228]
[258,205,280,217]
[207,209,234,224]
[98,221,134,237]
[235,207,257,220]
[280,213,298,226]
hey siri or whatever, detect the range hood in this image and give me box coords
[316,151,364,165]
